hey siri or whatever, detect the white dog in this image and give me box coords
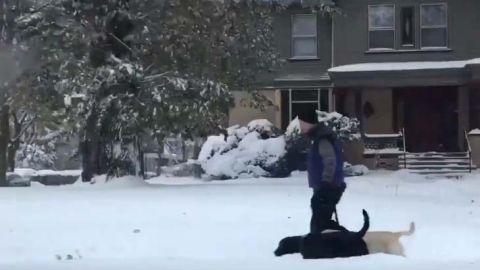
[324,222,415,257]
[363,222,415,257]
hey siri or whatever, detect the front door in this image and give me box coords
[397,87,458,152]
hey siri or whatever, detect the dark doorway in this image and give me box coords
[395,87,458,152]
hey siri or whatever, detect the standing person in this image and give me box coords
[298,110,346,233]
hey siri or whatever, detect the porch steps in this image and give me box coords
[399,152,475,177]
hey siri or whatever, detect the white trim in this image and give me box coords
[331,13,335,67]
[291,100,319,104]
[288,89,292,121]
[328,88,334,112]
[286,89,333,121]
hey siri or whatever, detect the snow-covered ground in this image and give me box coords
[1,171,480,270]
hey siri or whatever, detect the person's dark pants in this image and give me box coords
[310,182,346,234]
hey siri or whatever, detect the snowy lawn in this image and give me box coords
[1,171,480,270]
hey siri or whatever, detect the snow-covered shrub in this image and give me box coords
[316,111,361,142]
[275,112,362,176]
[199,113,362,179]
[199,120,286,179]
[247,119,281,139]
[271,117,310,176]
[15,130,67,170]
[16,143,56,170]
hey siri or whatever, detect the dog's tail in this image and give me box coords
[395,222,415,238]
[356,209,370,237]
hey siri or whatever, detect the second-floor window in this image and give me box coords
[291,14,317,58]
[368,5,395,49]
[421,3,448,48]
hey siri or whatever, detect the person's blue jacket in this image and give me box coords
[307,125,345,189]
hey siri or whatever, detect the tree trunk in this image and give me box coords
[7,141,19,172]
[7,115,22,172]
[81,111,99,182]
[136,136,145,178]
[192,137,205,179]
[156,136,165,176]
[0,106,10,187]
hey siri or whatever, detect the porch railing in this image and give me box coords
[362,131,405,169]
[401,128,407,169]
[464,129,473,173]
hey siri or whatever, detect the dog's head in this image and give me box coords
[274,236,302,256]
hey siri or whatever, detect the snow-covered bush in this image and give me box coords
[246,119,281,139]
[199,113,362,179]
[316,111,361,142]
[199,120,286,179]
[273,117,310,175]
[278,113,362,175]
[16,143,56,170]
[15,130,68,170]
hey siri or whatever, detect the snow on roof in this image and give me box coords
[329,58,480,73]
[274,73,330,81]
[364,133,402,138]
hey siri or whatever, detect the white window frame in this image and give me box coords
[420,3,448,49]
[288,88,332,121]
[291,14,318,59]
[368,4,396,50]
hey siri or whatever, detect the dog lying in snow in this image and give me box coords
[273,210,370,259]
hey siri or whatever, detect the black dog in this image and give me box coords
[274,209,370,259]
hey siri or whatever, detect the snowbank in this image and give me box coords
[2,171,480,269]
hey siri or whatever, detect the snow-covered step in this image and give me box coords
[402,155,468,159]
[423,173,469,179]
[408,169,471,175]
[399,151,474,176]
[400,164,474,169]
[404,152,468,157]
[399,158,470,163]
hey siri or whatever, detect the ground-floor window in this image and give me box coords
[280,88,332,130]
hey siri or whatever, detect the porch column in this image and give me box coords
[458,86,470,150]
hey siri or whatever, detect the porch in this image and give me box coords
[329,59,480,175]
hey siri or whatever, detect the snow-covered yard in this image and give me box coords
[1,171,480,270]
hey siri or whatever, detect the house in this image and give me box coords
[228,0,480,173]
[229,1,335,130]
